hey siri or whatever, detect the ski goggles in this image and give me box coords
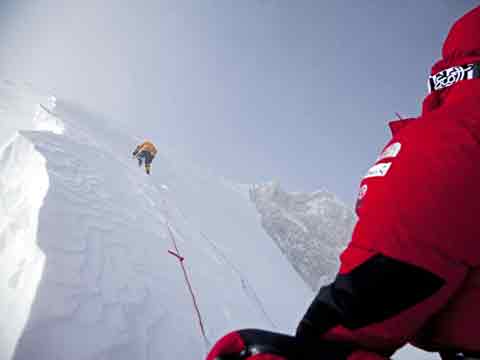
[428,63,480,93]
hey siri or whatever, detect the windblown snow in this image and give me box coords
[0,83,312,360]
[251,182,356,290]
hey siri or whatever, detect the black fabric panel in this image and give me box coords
[301,254,445,331]
[440,351,480,360]
[296,288,342,340]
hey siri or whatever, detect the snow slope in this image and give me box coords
[0,87,312,360]
[251,182,356,290]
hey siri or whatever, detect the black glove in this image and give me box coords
[207,328,355,360]
[207,329,300,360]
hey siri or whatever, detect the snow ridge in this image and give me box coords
[0,92,311,360]
[0,132,49,360]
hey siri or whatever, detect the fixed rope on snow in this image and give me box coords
[166,222,209,345]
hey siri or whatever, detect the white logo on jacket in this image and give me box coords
[364,162,392,179]
[358,184,368,200]
[428,63,475,92]
[376,142,401,162]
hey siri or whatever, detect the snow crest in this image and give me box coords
[0,133,48,360]
[250,181,356,290]
[0,89,311,360]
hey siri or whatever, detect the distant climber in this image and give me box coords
[132,140,157,175]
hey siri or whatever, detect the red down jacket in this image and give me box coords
[207,5,480,360]
[297,4,480,360]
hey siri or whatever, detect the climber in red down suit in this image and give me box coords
[207,5,480,360]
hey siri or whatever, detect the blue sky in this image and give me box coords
[0,0,478,204]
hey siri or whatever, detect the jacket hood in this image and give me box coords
[423,5,480,114]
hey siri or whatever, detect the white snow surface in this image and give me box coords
[251,182,356,290]
[0,85,312,360]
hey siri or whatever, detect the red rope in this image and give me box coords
[168,250,184,262]
[166,223,208,342]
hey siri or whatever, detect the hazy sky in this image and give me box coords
[0,0,478,204]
